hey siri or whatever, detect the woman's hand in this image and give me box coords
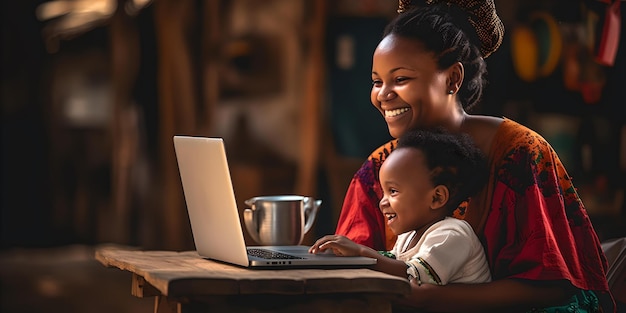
[309,235,364,256]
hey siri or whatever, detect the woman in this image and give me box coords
[334,1,614,311]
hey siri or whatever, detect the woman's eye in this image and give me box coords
[389,188,398,195]
[395,77,409,83]
[371,79,382,87]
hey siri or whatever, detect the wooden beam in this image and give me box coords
[154,0,199,250]
[296,0,328,197]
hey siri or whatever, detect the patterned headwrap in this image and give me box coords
[397,0,504,58]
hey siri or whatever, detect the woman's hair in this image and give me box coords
[396,129,488,214]
[383,4,488,111]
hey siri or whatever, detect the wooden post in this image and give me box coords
[154,0,199,250]
[296,0,327,197]
[108,0,140,244]
[297,0,328,244]
[202,0,221,134]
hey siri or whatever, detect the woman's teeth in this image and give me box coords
[385,213,397,221]
[385,108,409,117]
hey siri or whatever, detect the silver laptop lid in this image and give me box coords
[173,136,250,267]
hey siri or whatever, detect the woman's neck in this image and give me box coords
[459,114,504,155]
[435,107,469,133]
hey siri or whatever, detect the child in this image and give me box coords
[310,129,491,286]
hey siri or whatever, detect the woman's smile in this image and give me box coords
[384,107,412,129]
[385,107,410,118]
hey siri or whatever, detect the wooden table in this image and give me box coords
[95,246,411,313]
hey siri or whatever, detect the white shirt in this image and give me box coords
[391,217,491,285]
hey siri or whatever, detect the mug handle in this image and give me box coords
[243,207,261,244]
[303,198,321,234]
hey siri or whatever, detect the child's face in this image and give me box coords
[378,148,443,235]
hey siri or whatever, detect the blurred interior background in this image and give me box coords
[1,0,625,312]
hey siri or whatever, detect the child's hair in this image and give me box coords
[396,129,488,213]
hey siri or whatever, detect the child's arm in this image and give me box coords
[309,235,408,278]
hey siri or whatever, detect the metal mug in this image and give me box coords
[243,195,321,246]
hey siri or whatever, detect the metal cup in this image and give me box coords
[243,195,321,246]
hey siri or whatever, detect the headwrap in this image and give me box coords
[397,0,504,58]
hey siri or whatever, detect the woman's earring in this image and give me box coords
[448,90,454,94]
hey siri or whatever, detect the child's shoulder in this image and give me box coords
[431,217,476,236]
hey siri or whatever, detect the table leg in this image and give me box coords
[132,274,160,298]
[154,295,181,313]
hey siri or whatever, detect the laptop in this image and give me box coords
[173,135,377,268]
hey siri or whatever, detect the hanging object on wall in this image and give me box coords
[560,1,619,105]
[511,11,563,82]
[562,22,584,93]
[594,0,621,66]
[511,25,539,82]
[561,29,607,105]
[533,12,564,77]
[579,61,607,104]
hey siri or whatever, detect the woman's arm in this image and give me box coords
[397,278,573,313]
[335,140,398,251]
[335,176,388,250]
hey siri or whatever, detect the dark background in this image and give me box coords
[2,0,625,249]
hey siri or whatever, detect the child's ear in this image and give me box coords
[431,185,449,210]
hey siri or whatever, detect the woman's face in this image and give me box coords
[371,34,455,138]
[378,148,440,235]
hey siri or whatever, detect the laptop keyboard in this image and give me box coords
[247,248,304,260]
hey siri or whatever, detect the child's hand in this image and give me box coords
[308,235,363,257]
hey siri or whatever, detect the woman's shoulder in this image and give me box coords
[491,118,570,188]
[351,139,398,186]
[367,139,398,163]
[493,117,553,154]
